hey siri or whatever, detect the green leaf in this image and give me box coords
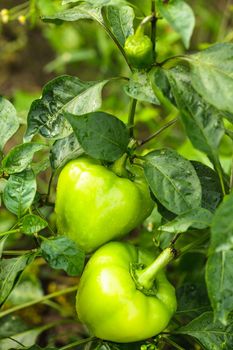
[192,161,223,212]
[124,72,160,105]
[166,68,224,161]
[43,3,104,25]
[40,236,85,276]
[7,279,43,306]
[3,170,37,217]
[24,76,109,141]
[206,252,233,326]
[176,283,210,318]
[62,0,128,5]
[65,112,129,162]
[21,214,48,235]
[206,193,233,325]
[0,97,19,151]
[156,0,195,48]
[0,315,28,340]
[188,43,233,115]
[2,143,46,174]
[143,149,202,215]
[210,192,233,254]
[50,133,84,170]
[0,252,36,307]
[176,311,233,349]
[0,323,56,350]
[104,5,134,46]
[158,208,212,234]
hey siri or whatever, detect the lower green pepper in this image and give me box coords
[76,241,177,343]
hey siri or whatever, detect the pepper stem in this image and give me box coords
[110,154,128,178]
[136,247,176,290]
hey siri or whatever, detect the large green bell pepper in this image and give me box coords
[55,157,154,252]
[76,241,177,342]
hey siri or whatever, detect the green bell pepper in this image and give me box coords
[76,241,177,342]
[55,157,154,252]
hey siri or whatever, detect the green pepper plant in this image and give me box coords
[0,0,233,349]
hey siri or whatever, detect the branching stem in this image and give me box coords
[0,285,78,318]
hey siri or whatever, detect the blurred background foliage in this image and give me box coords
[0,1,233,348]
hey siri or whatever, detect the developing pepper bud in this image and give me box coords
[124,26,154,70]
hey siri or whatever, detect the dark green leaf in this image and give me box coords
[0,252,36,307]
[0,97,19,151]
[3,170,37,217]
[0,315,28,340]
[50,133,84,170]
[209,192,233,253]
[176,283,210,318]
[24,76,109,141]
[192,161,223,212]
[176,311,233,349]
[0,324,56,350]
[41,236,85,276]
[2,143,46,174]
[188,43,233,115]
[62,0,127,5]
[166,68,224,161]
[8,279,43,306]
[43,3,104,25]
[156,0,195,48]
[143,149,202,215]
[150,66,176,107]
[21,214,48,235]
[206,251,233,326]
[104,5,134,46]
[158,208,212,234]
[124,72,160,105]
[32,158,50,175]
[206,192,233,325]
[65,112,129,162]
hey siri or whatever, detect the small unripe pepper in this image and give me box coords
[124,26,154,69]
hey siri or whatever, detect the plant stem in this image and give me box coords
[213,159,226,196]
[136,247,176,289]
[59,337,96,350]
[140,14,154,28]
[163,336,185,350]
[151,0,157,53]
[138,118,178,147]
[179,233,209,256]
[110,153,128,177]
[0,229,20,238]
[2,249,37,255]
[47,171,55,203]
[0,285,78,319]
[128,99,137,137]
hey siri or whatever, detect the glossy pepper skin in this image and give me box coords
[76,241,177,343]
[55,157,154,253]
[124,27,154,69]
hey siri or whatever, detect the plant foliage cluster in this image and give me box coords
[0,0,233,349]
